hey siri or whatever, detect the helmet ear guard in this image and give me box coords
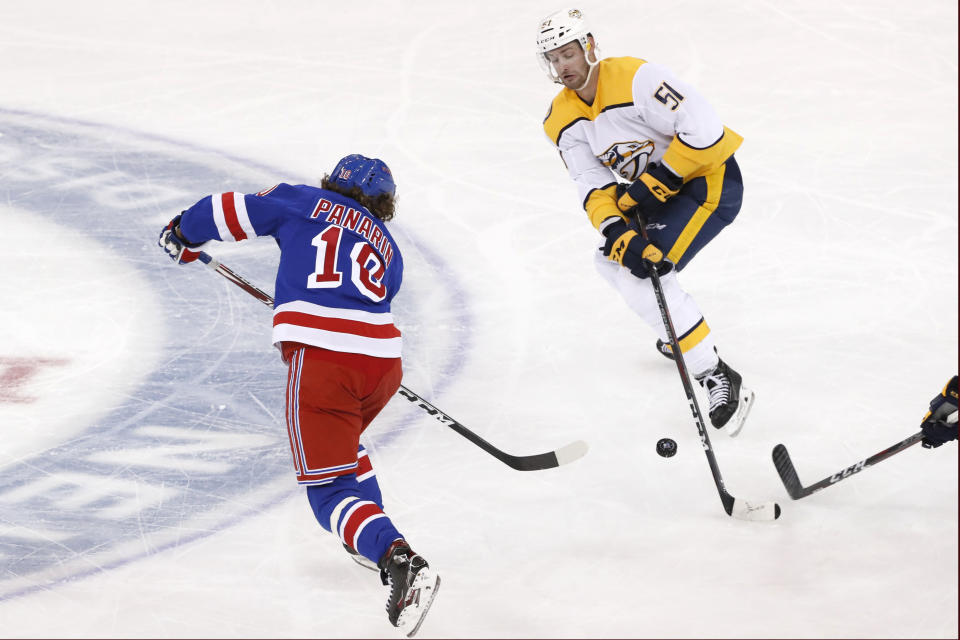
[535,8,599,85]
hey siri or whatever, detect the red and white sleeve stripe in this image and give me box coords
[211,192,256,241]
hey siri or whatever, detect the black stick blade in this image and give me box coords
[772,444,806,500]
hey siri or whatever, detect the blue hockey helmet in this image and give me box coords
[330,154,396,199]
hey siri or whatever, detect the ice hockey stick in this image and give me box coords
[772,432,924,499]
[191,250,589,471]
[637,228,780,520]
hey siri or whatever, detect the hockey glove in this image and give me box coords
[617,162,683,216]
[600,217,673,279]
[159,214,205,264]
[921,375,958,449]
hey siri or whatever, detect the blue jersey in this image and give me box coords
[179,183,403,358]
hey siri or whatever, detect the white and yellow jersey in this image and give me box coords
[543,56,743,230]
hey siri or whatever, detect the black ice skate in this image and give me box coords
[378,540,440,637]
[343,542,378,572]
[695,359,755,437]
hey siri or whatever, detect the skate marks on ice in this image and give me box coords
[0,109,469,601]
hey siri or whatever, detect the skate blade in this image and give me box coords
[724,386,755,438]
[397,571,441,638]
[349,553,378,572]
[343,543,379,572]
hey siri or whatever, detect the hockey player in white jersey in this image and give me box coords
[537,8,755,435]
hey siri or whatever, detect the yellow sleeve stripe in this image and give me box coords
[583,181,618,208]
[585,183,624,230]
[676,318,711,354]
[666,163,726,264]
[662,126,743,180]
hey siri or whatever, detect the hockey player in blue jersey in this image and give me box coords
[158,154,439,637]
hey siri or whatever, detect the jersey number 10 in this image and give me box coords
[308,226,387,302]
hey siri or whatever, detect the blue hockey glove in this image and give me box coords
[159,214,204,264]
[921,376,958,449]
[600,217,673,279]
[616,162,683,217]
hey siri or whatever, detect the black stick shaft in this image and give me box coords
[635,222,780,520]
[395,387,573,471]
[644,258,736,515]
[194,251,586,471]
[773,432,924,499]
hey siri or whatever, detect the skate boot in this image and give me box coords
[695,359,755,437]
[343,542,378,572]
[378,540,440,637]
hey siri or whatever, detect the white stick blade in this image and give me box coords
[731,499,782,521]
[554,440,589,466]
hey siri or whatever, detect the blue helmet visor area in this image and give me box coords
[331,154,396,199]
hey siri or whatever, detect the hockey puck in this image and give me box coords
[656,438,677,458]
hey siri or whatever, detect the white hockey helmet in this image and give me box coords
[535,8,599,84]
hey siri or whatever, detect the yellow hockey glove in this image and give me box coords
[600,217,673,279]
[616,163,683,214]
[921,376,959,448]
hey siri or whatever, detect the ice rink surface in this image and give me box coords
[0,1,956,638]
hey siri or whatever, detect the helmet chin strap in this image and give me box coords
[573,42,599,92]
[574,59,598,92]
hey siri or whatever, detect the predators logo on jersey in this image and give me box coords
[599,140,655,181]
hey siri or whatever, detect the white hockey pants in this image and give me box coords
[593,246,720,377]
